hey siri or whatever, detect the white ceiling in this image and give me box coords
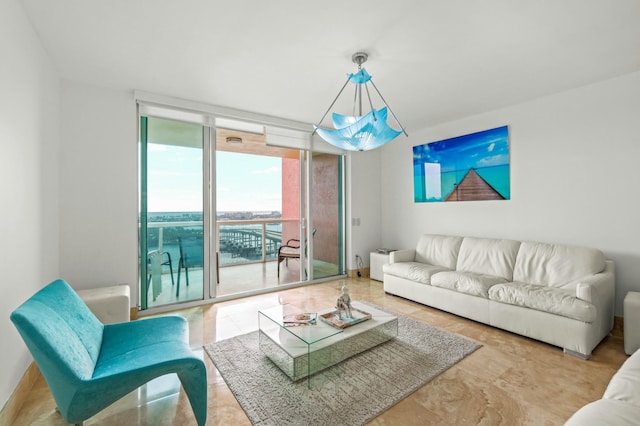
[19,0,640,131]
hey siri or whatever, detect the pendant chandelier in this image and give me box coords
[312,52,407,151]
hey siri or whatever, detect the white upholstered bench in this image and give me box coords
[77,284,131,324]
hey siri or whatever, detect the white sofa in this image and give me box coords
[565,349,640,424]
[383,234,615,358]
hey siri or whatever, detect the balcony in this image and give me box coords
[144,218,329,308]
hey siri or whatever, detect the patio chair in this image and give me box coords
[277,229,316,278]
[177,235,204,296]
[146,250,174,301]
[10,279,207,426]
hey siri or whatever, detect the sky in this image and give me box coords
[147,145,282,212]
[216,151,282,212]
[413,126,509,173]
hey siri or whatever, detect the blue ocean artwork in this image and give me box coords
[413,126,510,202]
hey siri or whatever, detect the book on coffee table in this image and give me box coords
[320,307,372,329]
[283,312,317,327]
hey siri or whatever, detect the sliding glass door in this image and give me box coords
[139,116,207,310]
[214,121,305,295]
[138,104,345,311]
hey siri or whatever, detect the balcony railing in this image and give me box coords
[146,218,300,270]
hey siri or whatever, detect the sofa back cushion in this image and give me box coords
[456,237,521,281]
[513,241,605,287]
[415,234,463,269]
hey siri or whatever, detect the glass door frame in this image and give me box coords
[301,150,311,282]
[138,111,214,312]
[205,123,217,299]
[139,115,149,310]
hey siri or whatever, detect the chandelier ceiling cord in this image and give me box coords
[312,52,408,151]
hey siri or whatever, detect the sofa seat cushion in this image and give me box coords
[488,282,596,322]
[383,262,449,285]
[431,271,507,298]
[603,349,640,405]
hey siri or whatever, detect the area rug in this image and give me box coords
[204,302,481,425]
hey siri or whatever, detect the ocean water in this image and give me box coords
[146,222,283,269]
[417,164,510,202]
[475,165,510,199]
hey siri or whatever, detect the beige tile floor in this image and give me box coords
[12,278,628,425]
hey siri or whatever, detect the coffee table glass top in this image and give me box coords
[258,304,343,348]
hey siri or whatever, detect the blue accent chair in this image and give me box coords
[10,279,207,425]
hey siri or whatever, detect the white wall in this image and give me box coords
[347,150,383,270]
[0,0,60,409]
[380,71,640,316]
[59,82,139,297]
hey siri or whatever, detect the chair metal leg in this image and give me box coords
[277,257,282,278]
[176,260,182,297]
[167,261,175,286]
[163,252,175,286]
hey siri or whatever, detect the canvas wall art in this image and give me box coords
[413,126,510,202]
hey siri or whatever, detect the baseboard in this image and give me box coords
[614,315,623,334]
[347,267,370,279]
[130,306,138,320]
[0,362,42,425]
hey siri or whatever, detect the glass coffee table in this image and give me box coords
[258,301,398,388]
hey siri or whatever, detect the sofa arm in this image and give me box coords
[576,282,592,302]
[389,249,415,264]
[570,260,615,338]
[572,260,615,303]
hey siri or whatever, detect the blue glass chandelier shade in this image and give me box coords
[347,68,372,85]
[314,107,402,151]
[312,52,407,152]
